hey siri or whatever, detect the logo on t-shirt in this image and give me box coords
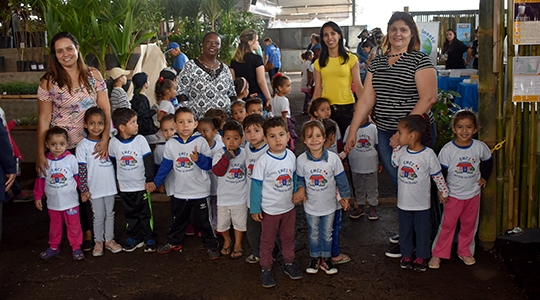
[274,168,292,189]
[99,156,112,166]
[120,155,137,167]
[49,167,69,189]
[355,135,372,150]
[50,171,67,184]
[307,168,329,191]
[455,158,476,174]
[227,167,245,180]
[175,152,193,170]
[247,163,254,177]
[399,161,419,181]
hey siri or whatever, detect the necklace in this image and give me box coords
[198,58,219,69]
[387,52,406,57]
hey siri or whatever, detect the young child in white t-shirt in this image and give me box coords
[154,114,177,200]
[77,107,122,257]
[270,73,297,151]
[155,78,177,122]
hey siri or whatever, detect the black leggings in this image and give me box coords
[330,103,355,138]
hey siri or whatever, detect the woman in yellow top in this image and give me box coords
[313,21,363,135]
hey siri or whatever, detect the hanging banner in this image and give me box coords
[417,22,439,66]
[513,0,540,45]
[456,23,471,44]
[512,56,540,102]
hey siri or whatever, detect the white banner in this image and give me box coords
[417,22,440,66]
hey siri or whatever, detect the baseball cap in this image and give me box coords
[109,67,130,80]
[132,72,148,88]
[165,42,179,53]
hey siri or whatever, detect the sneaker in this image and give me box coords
[400,257,413,270]
[319,258,338,275]
[123,238,144,252]
[245,254,260,264]
[458,255,476,266]
[367,208,379,220]
[261,270,276,288]
[185,224,195,236]
[92,242,104,257]
[157,243,183,254]
[428,257,441,269]
[82,240,93,252]
[12,192,33,203]
[207,248,219,260]
[306,258,320,274]
[413,258,427,272]
[284,263,303,280]
[144,239,156,253]
[349,207,365,219]
[389,234,399,244]
[385,243,402,258]
[104,240,123,253]
[39,247,60,260]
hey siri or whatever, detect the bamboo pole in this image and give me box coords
[514,102,523,227]
[520,103,530,228]
[505,0,515,231]
[528,103,537,227]
[495,0,505,234]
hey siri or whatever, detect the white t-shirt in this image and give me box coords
[327,126,341,155]
[76,138,117,199]
[41,154,79,211]
[392,146,441,211]
[154,142,175,196]
[251,149,296,215]
[300,60,312,90]
[164,134,212,199]
[343,123,378,173]
[213,147,247,206]
[208,135,224,196]
[108,135,151,192]
[297,151,345,216]
[438,139,491,199]
[271,95,291,118]
[158,100,175,115]
[245,143,268,208]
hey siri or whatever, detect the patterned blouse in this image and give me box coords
[177,58,236,119]
[37,73,107,149]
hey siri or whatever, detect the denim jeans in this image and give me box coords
[306,212,335,258]
[331,209,342,258]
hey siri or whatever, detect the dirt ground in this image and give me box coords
[0,72,528,299]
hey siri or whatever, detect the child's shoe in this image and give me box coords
[389,234,399,244]
[39,247,60,260]
[319,258,338,275]
[428,257,441,269]
[245,254,260,264]
[157,243,183,254]
[72,249,85,261]
[413,258,427,272]
[400,256,413,270]
[92,242,104,257]
[104,239,123,253]
[82,240,93,252]
[306,258,320,274]
[458,255,476,266]
[284,263,303,280]
[261,269,276,288]
[123,238,144,252]
[185,224,195,236]
[207,248,219,260]
[144,239,157,253]
[367,207,379,220]
[386,243,402,258]
[12,192,33,203]
[349,207,365,219]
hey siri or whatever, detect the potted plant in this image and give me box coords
[432,89,462,152]
[0,0,13,48]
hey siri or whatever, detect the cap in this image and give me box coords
[132,72,148,88]
[159,67,177,80]
[109,67,130,80]
[165,42,179,53]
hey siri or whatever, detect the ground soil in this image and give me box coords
[0,72,529,299]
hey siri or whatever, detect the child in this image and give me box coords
[109,67,131,111]
[108,108,156,253]
[243,114,268,264]
[159,67,180,108]
[295,120,351,275]
[270,73,297,151]
[76,107,122,257]
[234,77,250,100]
[343,118,381,220]
[392,114,449,272]
[250,117,303,288]
[154,114,177,202]
[212,120,247,258]
[231,100,247,124]
[156,78,177,122]
[149,107,220,259]
[309,98,341,153]
[300,50,314,114]
[429,110,493,269]
[198,117,224,231]
[204,108,228,133]
[130,72,158,145]
[34,127,85,261]
[245,98,265,116]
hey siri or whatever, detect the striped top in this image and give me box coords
[368,50,434,131]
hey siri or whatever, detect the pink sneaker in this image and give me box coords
[105,239,123,253]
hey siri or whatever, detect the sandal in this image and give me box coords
[331,253,351,265]
[39,248,60,260]
[72,249,85,261]
[231,249,244,259]
[220,245,232,256]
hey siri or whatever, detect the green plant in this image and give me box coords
[432,89,462,152]
[0,0,13,36]
[0,82,40,94]
[16,114,38,126]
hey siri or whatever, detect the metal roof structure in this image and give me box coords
[246,0,354,24]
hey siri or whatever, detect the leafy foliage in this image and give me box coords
[432,89,462,152]
[0,82,40,95]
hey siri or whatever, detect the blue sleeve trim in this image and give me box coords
[440,164,449,169]
[297,175,306,189]
[195,153,212,170]
[335,172,351,199]
[250,179,263,214]
[430,170,442,177]
[154,158,173,186]
[142,151,152,157]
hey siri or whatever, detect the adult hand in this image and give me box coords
[93,136,110,159]
[36,152,49,176]
[389,132,400,149]
[5,174,16,191]
[344,134,356,153]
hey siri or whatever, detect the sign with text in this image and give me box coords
[513,0,540,45]
[417,22,440,66]
[513,56,540,102]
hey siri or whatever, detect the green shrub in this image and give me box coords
[0,82,40,95]
[432,89,462,153]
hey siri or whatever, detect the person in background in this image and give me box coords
[234,77,250,100]
[0,115,17,243]
[263,37,281,80]
[109,67,131,111]
[442,29,468,70]
[155,78,177,122]
[358,40,374,83]
[159,67,180,108]
[300,50,314,114]
[307,34,321,60]
[166,42,188,74]
[466,28,479,69]
[130,72,158,146]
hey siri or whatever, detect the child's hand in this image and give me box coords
[339,198,350,211]
[35,199,43,211]
[227,148,237,158]
[378,165,384,173]
[189,146,199,162]
[146,182,157,193]
[477,178,487,188]
[81,192,91,202]
[293,188,306,204]
[251,213,263,222]
[438,191,448,204]
[158,184,165,193]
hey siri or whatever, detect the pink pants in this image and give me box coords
[48,207,83,251]
[432,194,480,259]
[260,209,296,270]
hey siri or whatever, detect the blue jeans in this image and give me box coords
[398,208,431,259]
[331,209,342,258]
[306,212,335,258]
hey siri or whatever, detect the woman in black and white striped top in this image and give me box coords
[345,11,438,189]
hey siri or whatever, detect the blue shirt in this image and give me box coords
[264,44,281,69]
[173,53,188,72]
